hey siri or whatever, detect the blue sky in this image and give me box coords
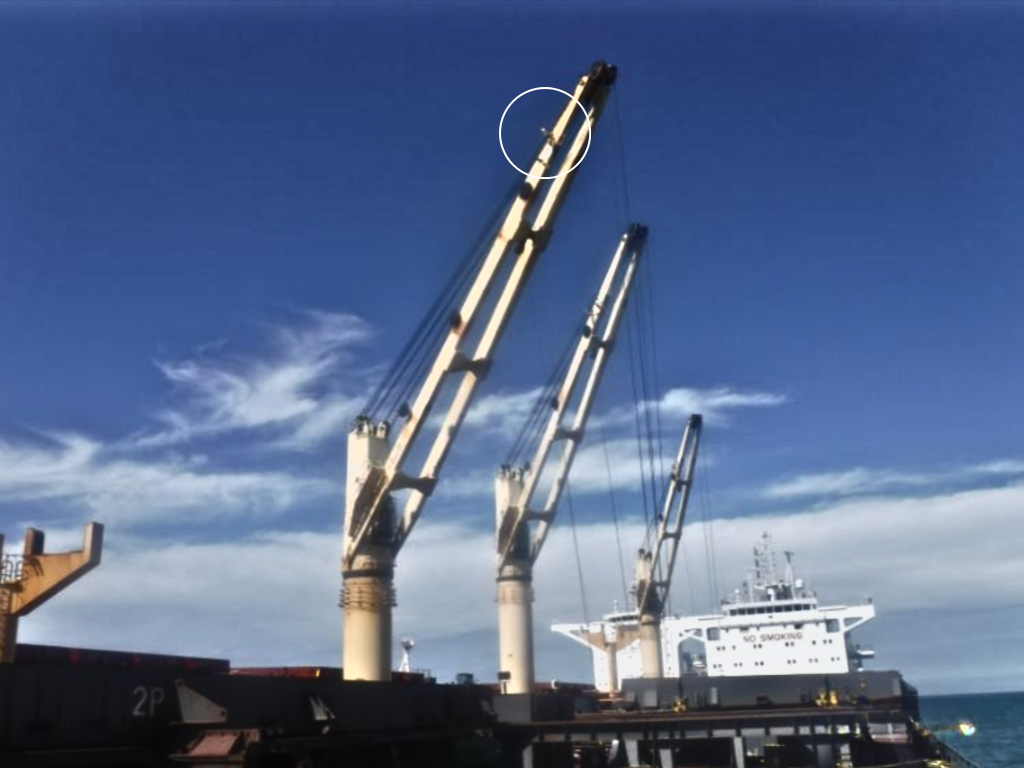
[1,1,1022,695]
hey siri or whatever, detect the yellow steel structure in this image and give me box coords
[0,522,104,663]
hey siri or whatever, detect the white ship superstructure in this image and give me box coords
[553,533,876,692]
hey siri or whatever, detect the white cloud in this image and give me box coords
[432,384,769,501]
[274,395,362,450]
[763,468,932,499]
[764,460,1024,500]
[20,477,1024,691]
[138,311,371,449]
[562,437,652,493]
[435,468,497,499]
[461,387,545,435]
[19,530,344,665]
[412,477,1024,686]
[969,459,1024,476]
[442,384,784,459]
[0,433,333,525]
[706,481,1024,613]
[434,437,655,501]
[595,386,787,430]
[659,387,788,420]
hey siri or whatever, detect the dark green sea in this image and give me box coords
[920,692,1023,768]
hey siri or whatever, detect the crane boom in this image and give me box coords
[635,413,702,678]
[342,61,617,681]
[497,224,647,569]
[495,223,646,693]
[345,61,617,567]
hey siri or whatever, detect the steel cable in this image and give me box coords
[564,478,590,625]
[362,135,542,423]
[597,422,631,609]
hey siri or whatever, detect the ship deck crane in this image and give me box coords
[0,523,104,663]
[342,61,617,681]
[495,223,647,694]
[634,413,702,678]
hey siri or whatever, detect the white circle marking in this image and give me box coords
[498,87,592,180]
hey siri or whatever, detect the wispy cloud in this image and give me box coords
[434,385,768,501]
[659,387,788,421]
[138,310,372,449]
[443,385,785,447]
[21,477,1024,690]
[763,468,932,499]
[461,387,545,435]
[969,459,1024,476]
[763,460,1024,500]
[436,437,663,501]
[0,433,333,525]
[595,386,787,430]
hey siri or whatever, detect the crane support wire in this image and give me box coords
[641,235,667,482]
[679,523,696,615]
[506,226,640,468]
[376,176,520,421]
[615,86,665,498]
[698,440,722,608]
[612,85,633,226]
[505,323,579,467]
[597,422,630,608]
[627,275,662,543]
[564,478,590,625]
[636,271,663,523]
[363,232,478,420]
[699,465,716,612]
[625,314,653,532]
[361,168,528,423]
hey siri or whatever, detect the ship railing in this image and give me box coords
[938,738,986,768]
[913,718,986,768]
[0,554,25,615]
[1,554,24,585]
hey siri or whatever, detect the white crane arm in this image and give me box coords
[635,414,703,616]
[496,223,647,569]
[346,62,617,566]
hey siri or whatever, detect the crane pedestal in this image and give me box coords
[341,548,395,681]
[639,612,663,678]
[497,560,534,694]
[343,423,396,682]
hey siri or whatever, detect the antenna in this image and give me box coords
[398,638,415,673]
[783,550,796,588]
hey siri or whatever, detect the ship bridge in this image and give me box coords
[553,533,876,693]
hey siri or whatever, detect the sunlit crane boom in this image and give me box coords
[634,413,703,678]
[342,62,617,682]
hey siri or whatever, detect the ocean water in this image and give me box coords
[920,692,1024,768]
